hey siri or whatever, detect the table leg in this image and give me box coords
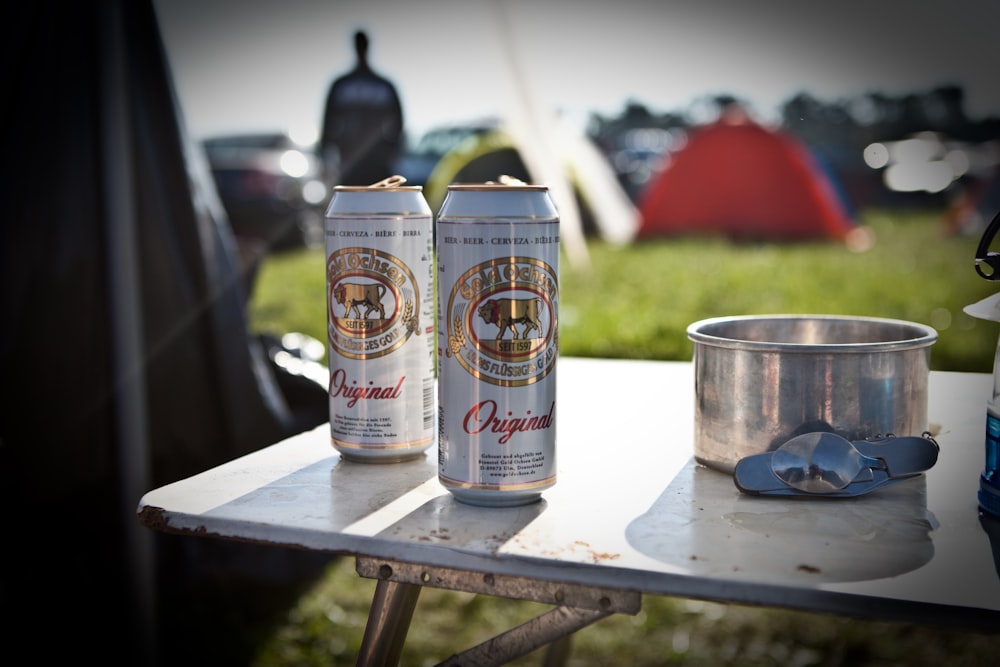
[437,605,610,667]
[356,576,421,667]
[355,557,641,666]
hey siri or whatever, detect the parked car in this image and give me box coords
[202,132,327,250]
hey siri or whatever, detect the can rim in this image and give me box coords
[333,185,424,192]
[446,183,549,192]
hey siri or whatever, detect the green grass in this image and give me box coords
[250,209,998,372]
[246,209,998,666]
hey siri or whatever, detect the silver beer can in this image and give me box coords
[436,183,559,505]
[325,179,435,462]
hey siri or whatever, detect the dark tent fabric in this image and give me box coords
[636,115,855,241]
[1,2,328,665]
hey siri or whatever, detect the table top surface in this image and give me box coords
[137,358,1000,631]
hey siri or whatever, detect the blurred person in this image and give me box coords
[319,29,404,187]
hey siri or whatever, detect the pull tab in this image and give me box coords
[975,208,1000,280]
[368,175,407,188]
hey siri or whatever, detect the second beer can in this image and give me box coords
[325,180,435,462]
[436,183,560,505]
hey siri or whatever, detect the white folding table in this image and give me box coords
[137,358,1000,665]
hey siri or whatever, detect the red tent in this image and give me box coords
[636,113,854,241]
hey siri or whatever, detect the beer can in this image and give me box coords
[436,183,559,505]
[325,179,435,462]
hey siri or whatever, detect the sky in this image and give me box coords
[154,0,1000,144]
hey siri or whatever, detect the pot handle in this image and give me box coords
[975,208,1000,280]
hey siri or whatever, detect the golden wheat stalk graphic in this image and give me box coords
[447,316,465,358]
[402,299,419,334]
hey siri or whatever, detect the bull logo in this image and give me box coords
[444,256,557,386]
[327,246,423,360]
[477,298,542,340]
[334,282,387,319]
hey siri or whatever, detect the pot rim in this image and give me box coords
[686,314,938,354]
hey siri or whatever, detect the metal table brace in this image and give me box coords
[355,557,642,667]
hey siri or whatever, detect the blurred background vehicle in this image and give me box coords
[202,132,327,251]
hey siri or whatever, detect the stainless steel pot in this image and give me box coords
[687,314,937,473]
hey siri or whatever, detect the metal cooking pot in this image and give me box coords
[687,314,937,473]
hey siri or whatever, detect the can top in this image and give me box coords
[326,175,432,217]
[438,180,558,222]
[333,185,424,193]
[333,174,423,193]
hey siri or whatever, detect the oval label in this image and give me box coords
[445,257,558,386]
[327,246,421,360]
